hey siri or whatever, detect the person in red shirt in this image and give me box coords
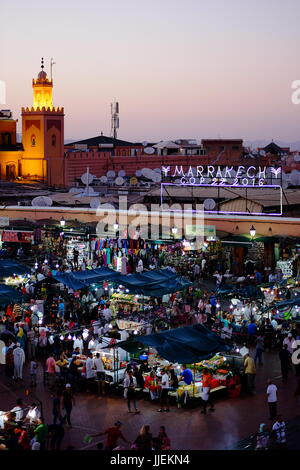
[90,421,130,450]
[201,369,215,414]
[18,429,31,450]
[6,304,13,318]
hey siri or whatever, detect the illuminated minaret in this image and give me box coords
[21,58,65,186]
[32,57,53,110]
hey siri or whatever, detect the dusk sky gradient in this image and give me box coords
[2,0,300,143]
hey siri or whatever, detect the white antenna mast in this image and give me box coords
[111,100,119,139]
[50,58,56,81]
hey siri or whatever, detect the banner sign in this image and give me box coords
[161,165,281,187]
[1,230,33,243]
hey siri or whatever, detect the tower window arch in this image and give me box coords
[31,135,36,147]
[51,134,56,147]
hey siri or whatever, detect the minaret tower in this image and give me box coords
[21,58,65,186]
[32,57,53,110]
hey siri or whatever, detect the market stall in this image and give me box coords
[175,353,243,406]
[110,293,140,315]
[108,324,243,407]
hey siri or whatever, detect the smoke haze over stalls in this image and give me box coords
[2,0,300,143]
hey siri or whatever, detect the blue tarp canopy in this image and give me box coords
[112,324,231,363]
[116,268,191,296]
[53,268,120,290]
[53,267,191,296]
[0,284,24,305]
[54,273,88,290]
[118,276,192,297]
[0,259,32,278]
[71,267,121,283]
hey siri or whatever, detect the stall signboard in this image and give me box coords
[276,260,293,279]
[1,230,33,243]
[185,225,216,238]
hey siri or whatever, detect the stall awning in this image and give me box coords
[53,267,120,289]
[53,267,191,296]
[117,269,191,296]
[112,324,231,363]
[0,284,25,305]
[0,260,32,277]
[71,267,121,283]
[54,273,88,290]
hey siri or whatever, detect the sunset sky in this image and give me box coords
[2,0,300,143]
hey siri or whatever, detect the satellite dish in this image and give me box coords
[100,175,108,183]
[142,141,148,147]
[152,173,161,183]
[141,168,155,179]
[259,150,266,157]
[81,172,94,185]
[144,147,155,155]
[252,149,258,156]
[203,199,216,210]
[31,196,53,207]
[90,198,101,208]
[69,187,83,193]
[282,179,289,190]
[294,153,300,162]
[290,170,300,186]
[77,187,97,197]
[135,169,142,177]
[141,168,149,177]
[118,170,126,177]
[107,170,116,178]
[115,176,124,186]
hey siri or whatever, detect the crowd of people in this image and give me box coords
[1,238,300,450]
